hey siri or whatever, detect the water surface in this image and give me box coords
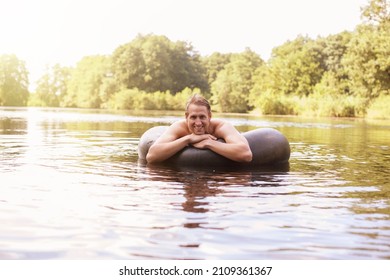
[1,107,389,259]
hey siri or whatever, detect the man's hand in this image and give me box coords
[188,134,216,149]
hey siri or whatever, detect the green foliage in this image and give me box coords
[30,64,71,107]
[249,36,325,116]
[111,34,208,94]
[366,94,390,119]
[65,55,111,108]
[300,92,367,118]
[248,6,389,119]
[361,0,389,25]
[108,87,200,111]
[201,52,232,91]
[268,36,324,96]
[342,23,390,100]
[211,48,263,113]
[0,54,29,106]
[250,89,297,115]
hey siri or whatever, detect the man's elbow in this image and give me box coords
[244,150,253,163]
[146,152,159,164]
[239,150,253,163]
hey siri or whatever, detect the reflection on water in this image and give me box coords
[0,107,389,259]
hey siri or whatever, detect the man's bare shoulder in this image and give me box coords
[210,118,228,131]
[210,118,226,127]
[153,120,188,144]
[168,120,190,136]
[211,119,239,138]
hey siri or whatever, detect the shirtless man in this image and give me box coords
[146,94,253,164]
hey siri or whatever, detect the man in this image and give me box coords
[146,94,253,164]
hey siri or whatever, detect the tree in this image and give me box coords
[0,54,29,106]
[170,40,209,94]
[315,32,352,74]
[211,48,263,112]
[64,55,110,108]
[201,52,232,91]
[310,32,353,97]
[111,42,145,92]
[269,36,324,96]
[32,64,71,107]
[111,34,208,94]
[249,36,325,114]
[343,8,390,100]
[361,0,389,25]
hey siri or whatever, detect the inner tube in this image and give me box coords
[138,126,290,168]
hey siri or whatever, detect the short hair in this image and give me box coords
[185,94,211,113]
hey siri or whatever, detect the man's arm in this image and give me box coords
[146,121,216,163]
[191,122,253,163]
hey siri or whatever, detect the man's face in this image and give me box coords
[185,104,211,135]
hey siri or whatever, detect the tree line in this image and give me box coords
[1,0,389,119]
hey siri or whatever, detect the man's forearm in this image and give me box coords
[206,140,253,163]
[146,136,190,163]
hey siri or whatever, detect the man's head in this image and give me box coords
[185,94,211,114]
[185,94,211,135]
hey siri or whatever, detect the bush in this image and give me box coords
[366,95,390,119]
[251,90,297,115]
[108,88,139,110]
[299,93,367,117]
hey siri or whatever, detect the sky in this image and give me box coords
[0,0,368,90]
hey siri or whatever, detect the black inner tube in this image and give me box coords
[138,126,290,168]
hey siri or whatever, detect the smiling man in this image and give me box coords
[146,94,253,164]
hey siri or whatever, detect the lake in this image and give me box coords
[0,107,389,259]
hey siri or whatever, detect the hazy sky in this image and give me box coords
[1,0,368,88]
